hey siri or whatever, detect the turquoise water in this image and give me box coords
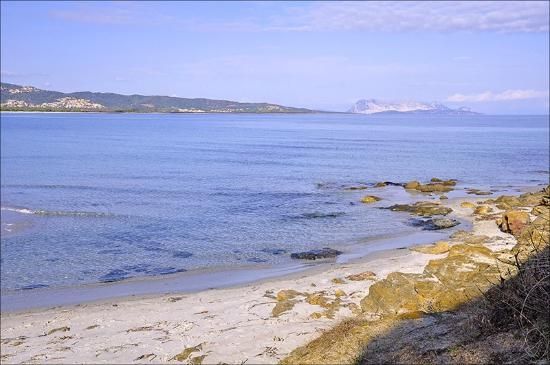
[1,113,548,292]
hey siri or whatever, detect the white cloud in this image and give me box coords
[446,89,549,102]
[269,1,549,33]
[48,1,549,33]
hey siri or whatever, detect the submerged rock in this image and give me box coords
[172,251,193,259]
[460,202,476,209]
[361,195,381,204]
[466,188,492,196]
[290,247,343,260]
[386,201,452,217]
[261,248,287,255]
[344,185,369,191]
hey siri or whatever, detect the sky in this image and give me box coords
[1,1,549,114]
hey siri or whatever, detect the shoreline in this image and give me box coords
[1,225,451,314]
[3,186,544,364]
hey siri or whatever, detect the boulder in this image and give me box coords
[497,210,530,236]
[361,195,381,204]
[404,181,421,190]
[290,247,343,260]
[374,182,387,188]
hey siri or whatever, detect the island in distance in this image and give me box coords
[349,99,480,115]
[0,82,316,113]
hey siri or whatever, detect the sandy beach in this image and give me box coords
[1,191,530,364]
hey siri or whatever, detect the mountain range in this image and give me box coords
[349,99,479,115]
[0,83,315,113]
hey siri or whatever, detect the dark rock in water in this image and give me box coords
[99,269,129,283]
[247,257,268,263]
[409,218,460,230]
[21,284,49,290]
[172,250,193,259]
[383,181,406,187]
[298,211,345,219]
[146,267,186,276]
[122,264,151,273]
[290,247,343,260]
[261,248,287,255]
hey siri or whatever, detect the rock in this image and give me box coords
[460,202,476,209]
[344,185,368,191]
[495,195,522,208]
[404,181,421,189]
[386,201,452,217]
[409,217,460,230]
[360,272,442,315]
[374,182,387,188]
[272,300,297,317]
[346,271,377,281]
[331,278,345,284]
[497,210,530,236]
[474,205,493,215]
[416,183,454,193]
[276,289,303,301]
[290,247,343,260]
[466,188,492,196]
[532,205,549,216]
[361,195,381,204]
[404,179,457,193]
[334,289,347,297]
[439,195,448,200]
[410,241,450,254]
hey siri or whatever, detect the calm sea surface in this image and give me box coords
[1,113,548,293]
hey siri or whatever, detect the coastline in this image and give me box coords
[3,186,546,364]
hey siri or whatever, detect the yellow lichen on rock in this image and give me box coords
[276,289,303,301]
[346,271,377,281]
[409,241,450,254]
[460,201,476,209]
[360,195,381,204]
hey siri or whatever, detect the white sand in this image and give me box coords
[0,195,517,364]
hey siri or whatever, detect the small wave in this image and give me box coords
[1,206,113,218]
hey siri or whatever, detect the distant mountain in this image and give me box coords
[0,83,315,113]
[349,99,479,115]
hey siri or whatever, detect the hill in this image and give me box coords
[0,83,315,113]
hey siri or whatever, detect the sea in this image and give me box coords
[1,112,548,309]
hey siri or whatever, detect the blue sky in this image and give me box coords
[1,1,549,114]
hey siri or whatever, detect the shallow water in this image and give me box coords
[1,113,548,294]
